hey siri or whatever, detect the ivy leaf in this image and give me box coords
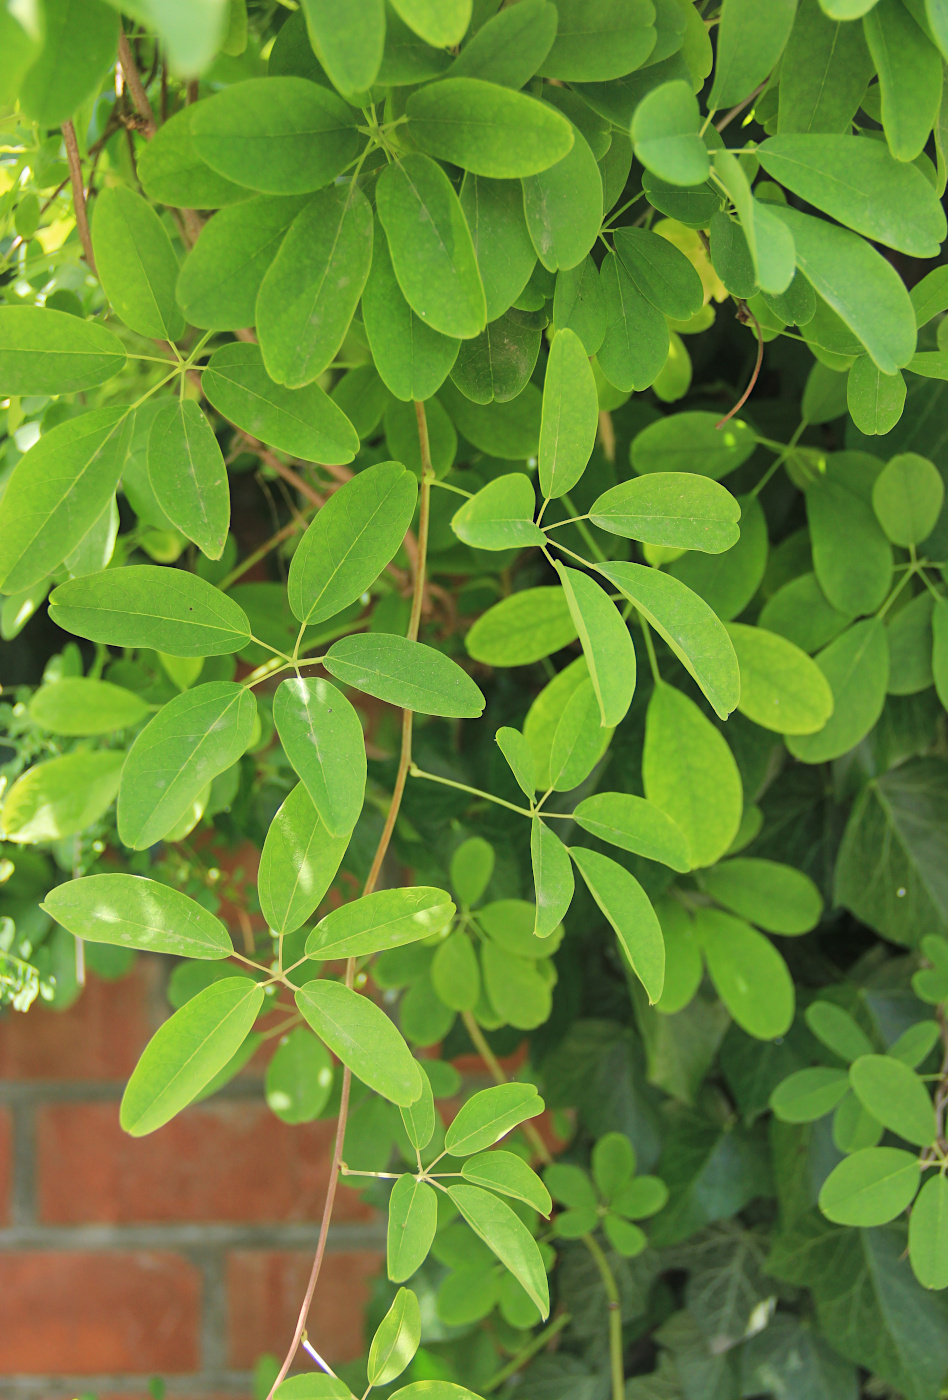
[0,409,132,593]
[407,78,573,178]
[120,978,264,1136]
[288,461,417,625]
[296,980,423,1105]
[847,357,906,437]
[448,1183,550,1319]
[324,634,485,717]
[191,76,361,193]
[257,783,350,936]
[49,566,251,656]
[91,185,184,341]
[569,846,665,1003]
[148,400,230,560]
[42,874,232,959]
[117,683,257,850]
[614,227,705,322]
[273,677,366,837]
[305,887,455,960]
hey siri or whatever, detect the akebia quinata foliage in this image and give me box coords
[4,1,948,1396]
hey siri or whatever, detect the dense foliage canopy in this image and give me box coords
[3,1,948,1397]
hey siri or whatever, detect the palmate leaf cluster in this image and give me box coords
[4,0,948,1396]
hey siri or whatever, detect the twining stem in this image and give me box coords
[716,303,764,428]
[61,120,95,275]
[750,420,805,499]
[118,32,157,136]
[217,513,314,591]
[482,1312,572,1391]
[460,1011,626,1400]
[267,402,435,1398]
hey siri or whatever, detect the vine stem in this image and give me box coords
[61,121,95,275]
[460,1010,625,1400]
[267,402,434,1397]
[118,32,156,136]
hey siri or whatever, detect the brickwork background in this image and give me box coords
[0,957,385,1399]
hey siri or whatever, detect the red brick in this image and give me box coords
[0,961,158,1080]
[38,1102,374,1225]
[0,1106,10,1226]
[0,1251,200,1372]
[227,1249,382,1368]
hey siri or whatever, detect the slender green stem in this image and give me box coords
[601,189,647,230]
[876,564,918,619]
[482,1313,572,1392]
[582,1232,625,1400]
[409,763,535,817]
[560,494,607,563]
[430,478,474,498]
[640,618,661,684]
[750,420,806,499]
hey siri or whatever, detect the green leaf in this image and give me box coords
[496,726,537,799]
[872,452,945,547]
[459,174,537,322]
[387,1175,438,1283]
[758,135,945,257]
[449,0,558,87]
[632,79,710,187]
[768,205,917,374]
[538,329,598,500]
[702,856,823,934]
[202,343,359,465]
[592,1132,635,1200]
[400,1063,436,1151]
[91,186,184,341]
[522,123,603,274]
[390,0,470,46]
[599,561,740,720]
[863,0,942,163]
[909,1174,948,1290]
[439,379,542,459]
[548,678,605,791]
[570,845,664,1002]
[553,256,606,356]
[478,898,564,959]
[1,750,124,844]
[377,154,486,340]
[273,677,365,837]
[112,0,230,77]
[265,1026,334,1124]
[288,461,417,625]
[614,227,705,322]
[147,400,229,560]
[385,396,457,478]
[461,1151,552,1216]
[121,977,264,1136]
[806,452,893,614]
[466,586,577,666]
[18,0,117,127]
[258,783,349,935]
[117,682,256,849]
[450,837,495,907]
[612,1176,668,1220]
[819,1146,921,1225]
[362,217,460,403]
[176,195,307,330]
[452,474,543,551]
[538,0,657,80]
[368,1287,421,1388]
[138,103,251,209]
[42,874,232,959]
[448,311,539,407]
[0,409,132,593]
[770,1067,851,1122]
[847,357,906,436]
[448,1183,550,1319]
[888,1021,941,1068]
[531,818,575,938]
[597,251,669,392]
[407,78,573,178]
[554,563,636,727]
[631,411,757,479]
[590,473,741,553]
[296,980,423,1105]
[573,792,690,871]
[787,618,890,764]
[778,0,873,134]
[191,77,360,193]
[324,634,485,717]
[849,1055,936,1146]
[758,571,853,655]
[709,0,796,108]
[934,596,948,712]
[49,565,250,656]
[300,0,385,95]
[910,264,948,327]
[305,887,455,960]
[28,678,148,736]
[726,621,834,735]
[0,4,41,108]
[643,682,743,866]
[256,183,374,387]
[697,908,795,1039]
[431,930,480,1012]
[444,1083,544,1157]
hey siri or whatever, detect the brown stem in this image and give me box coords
[714,80,767,134]
[118,32,156,137]
[62,121,96,275]
[716,305,764,429]
[266,402,436,1398]
[598,409,616,464]
[217,515,314,591]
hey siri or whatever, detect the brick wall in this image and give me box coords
[0,957,385,1399]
